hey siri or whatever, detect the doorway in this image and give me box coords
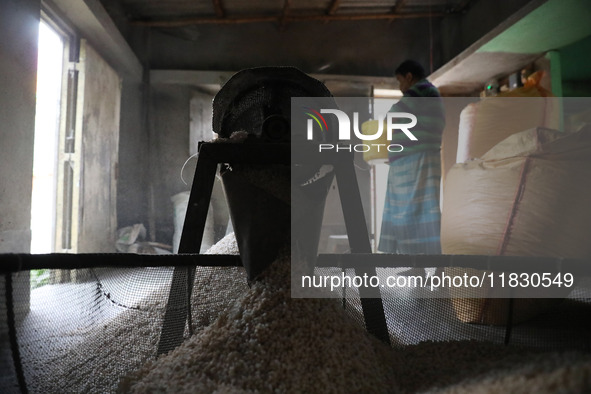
[30,20,64,256]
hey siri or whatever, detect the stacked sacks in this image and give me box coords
[456,71,560,164]
[441,126,591,324]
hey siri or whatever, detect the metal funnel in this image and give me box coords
[212,67,335,281]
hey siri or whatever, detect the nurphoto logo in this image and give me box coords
[304,108,418,153]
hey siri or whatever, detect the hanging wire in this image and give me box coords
[180,152,200,185]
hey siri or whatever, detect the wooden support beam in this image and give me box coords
[212,0,225,18]
[282,0,291,16]
[279,0,291,28]
[133,11,446,27]
[392,0,407,14]
[453,0,473,13]
[327,0,341,15]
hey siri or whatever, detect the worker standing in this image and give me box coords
[378,60,445,255]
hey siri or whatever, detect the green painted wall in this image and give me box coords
[478,0,591,54]
[559,34,591,96]
[560,34,591,79]
[473,0,591,97]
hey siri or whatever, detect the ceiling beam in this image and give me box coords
[212,0,225,18]
[327,0,341,15]
[133,11,446,27]
[150,69,397,90]
[47,0,142,82]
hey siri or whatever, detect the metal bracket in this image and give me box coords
[157,142,391,355]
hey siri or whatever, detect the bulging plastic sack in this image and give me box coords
[442,126,591,325]
[456,73,560,163]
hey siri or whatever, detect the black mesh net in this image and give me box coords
[1,260,248,393]
[312,266,591,352]
[354,281,591,351]
[4,71,591,392]
[2,255,591,393]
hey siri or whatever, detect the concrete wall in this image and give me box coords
[0,0,150,252]
[76,41,121,253]
[148,84,194,244]
[0,0,39,253]
[44,0,147,243]
[117,81,151,229]
[0,0,40,314]
[0,0,148,251]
